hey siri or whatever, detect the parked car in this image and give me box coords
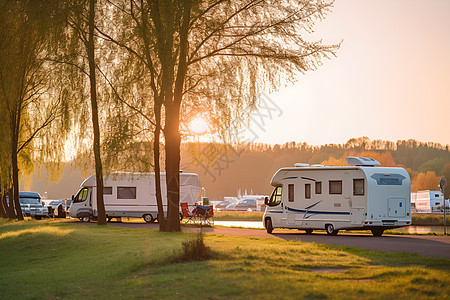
[18,192,50,219]
[215,200,234,211]
[48,199,71,218]
[226,199,258,212]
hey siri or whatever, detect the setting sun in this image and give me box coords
[189,116,209,135]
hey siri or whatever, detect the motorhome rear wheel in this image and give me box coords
[371,229,384,237]
[325,224,339,236]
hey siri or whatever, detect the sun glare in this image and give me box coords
[189,117,209,135]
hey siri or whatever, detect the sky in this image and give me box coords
[243,0,450,146]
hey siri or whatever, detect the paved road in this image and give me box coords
[75,221,450,259]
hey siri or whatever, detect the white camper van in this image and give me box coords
[69,172,199,222]
[411,190,447,213]
[263,157,411,236]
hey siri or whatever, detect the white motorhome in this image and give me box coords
[411,190,447,213]
[69,172,199,222]
[263,157,411,236]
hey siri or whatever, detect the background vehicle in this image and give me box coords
[70,172,199,222]
[48,199,71,217]
[18,192,50,219]
[263,157,411,236]
[215,200,233,211]
[226,199,258,211]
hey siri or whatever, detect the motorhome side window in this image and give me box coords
[103,187,112,195]
[74,188,88,203]
[329,181,342,195]
[288,184,294,202]
[315,182,322,194]
[268,186,282,206]
[353,179,364,196]
[305,184,311,199]
[117,187,137,199]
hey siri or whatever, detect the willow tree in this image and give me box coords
[54,0,108,224]
[102,0,338,231]
[0,0,70,220]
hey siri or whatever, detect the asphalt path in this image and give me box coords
[74,221,450,259]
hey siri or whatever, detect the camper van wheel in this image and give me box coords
[80,216,90,223]
[305,229,313,234]
[143,214,154,223]
[179,213,183,221]
[371,229,384,237]
[325,224,339,236]
[265,218,273,234]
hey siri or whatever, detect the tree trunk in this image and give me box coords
[164,0,191,232]
[7,187,16,219]
[154,101,166,231]
[11,123,23,220]
[0,190,8,218]
[87,0,106,225]
[165,103,181,232]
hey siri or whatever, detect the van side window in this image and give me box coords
[74,188,88,203]
[305,184,311,199]
[118,187,137,199]
[268,186,282,206]
[329,181,342,195]
[288,184,294,202]
[315,182,322,194]
[103,187,113,195]
[353,179,364,196]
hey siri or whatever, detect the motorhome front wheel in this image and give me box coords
[265,218,273,234]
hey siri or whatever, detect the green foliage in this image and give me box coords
[412,214,450,226]
[419,157,448,174]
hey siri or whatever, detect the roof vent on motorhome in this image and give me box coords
[294,163,310,167]
[345,157,381,167]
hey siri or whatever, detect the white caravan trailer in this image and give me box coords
[411,190,446,213]
[263,157,411,236]
[69,172,199,222]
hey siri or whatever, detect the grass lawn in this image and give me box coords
[0,218,449,299]
[214,211,263,221]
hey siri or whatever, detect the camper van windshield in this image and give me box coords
[74,188,88,203]
[268,186,282,206]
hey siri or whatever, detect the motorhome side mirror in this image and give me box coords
[264,197,269,205]
[72,195,74,201]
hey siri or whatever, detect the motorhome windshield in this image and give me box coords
[74,188,89,203]
[267,186,282,206]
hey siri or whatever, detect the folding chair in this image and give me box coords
[180,202,195,224]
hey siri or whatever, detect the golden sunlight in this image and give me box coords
[189,116,209,135]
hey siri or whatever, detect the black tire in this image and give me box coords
[265,218,273,234]
[143,214,154,223]
[35,216,42,220]
[371,229,384,237]
[305,229,313,234]
[325,224,339,236]
[81,216,90,223]
[180,213,183,221]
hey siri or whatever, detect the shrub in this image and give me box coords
[178,233,212,262]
